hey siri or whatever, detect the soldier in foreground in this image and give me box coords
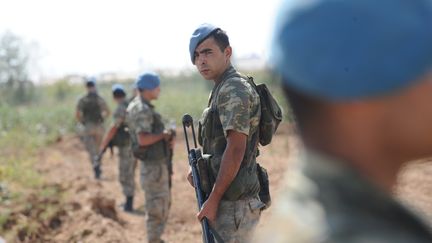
[99,84,136,212]
[75,77,110,179]
[257,0,432,242]
[187,24,266,242]
[127,72,173,243]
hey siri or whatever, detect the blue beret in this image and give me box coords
[189,23,220,63]
[272,0,432,101]
[135,72,160,90]
[86,77,96,86]
[112,84,125,92]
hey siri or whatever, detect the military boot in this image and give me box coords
[124,196,133,212]
[93,165,101,179]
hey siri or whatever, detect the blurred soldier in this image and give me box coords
[127,72,174,243]
[76,77,110,179]
[256,0,432,242]
[100,84,137,212]
[187,24,265,242]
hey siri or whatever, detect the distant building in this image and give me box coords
[233,53,267,71]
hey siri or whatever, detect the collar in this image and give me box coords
[140,96,154,109]
[215,64,236,84]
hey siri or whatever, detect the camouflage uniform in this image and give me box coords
[112,100,136,197]
[255,151,432,243]
[76,92,109,169]
[200,65,266,243]
[127,96,170,243]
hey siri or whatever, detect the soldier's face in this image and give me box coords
[194,37,231,81]
[141,86,160,101]
[150,86,161,100]
[114,97,123,104]
[380,73,432,160]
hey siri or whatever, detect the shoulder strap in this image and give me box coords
[245,75,258,91]
[208,72,242,108]
[243,75,261,160]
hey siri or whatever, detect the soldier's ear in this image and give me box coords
[224,46,232,60]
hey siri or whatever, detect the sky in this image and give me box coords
[0,0,282,81]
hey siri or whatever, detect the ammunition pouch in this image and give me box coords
[195,150,215,195]
[256,163,271,209]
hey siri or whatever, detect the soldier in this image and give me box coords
[100,84,137,212]
[187,24,266,242]
[126,72,173,243]
[257,0,432,242]
[76,77,110,179]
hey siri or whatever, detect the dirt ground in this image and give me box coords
[11,124,432,242]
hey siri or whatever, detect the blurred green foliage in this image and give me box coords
[0,69,290,187]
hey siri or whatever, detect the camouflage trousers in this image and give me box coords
[118,145,137,197]
[213,196,265,243]
[81,123,105,168]
[140,160,171,243]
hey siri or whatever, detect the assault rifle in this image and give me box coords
[182,114,224,243]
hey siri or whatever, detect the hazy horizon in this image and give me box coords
[1,0,282,82]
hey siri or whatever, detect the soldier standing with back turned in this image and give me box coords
[76,77,110,179]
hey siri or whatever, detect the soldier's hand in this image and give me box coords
[187,168,194,187]
[197,195,219,223]
[162,132,172,141]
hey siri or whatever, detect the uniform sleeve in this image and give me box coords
[133,107,153,134]
[98,97,110,114]
[113,105,126,127]
[217,80,251,136]
[76,97,84,113]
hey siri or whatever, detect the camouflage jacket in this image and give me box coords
[255,150,432,243]
[199,65,261,201]
[113,100,128,128]
[126,96,167,162]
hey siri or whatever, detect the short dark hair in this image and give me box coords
[283,82,325,134]
[200,29,230,52]
[113,89,126,98]
[86,82,95,88]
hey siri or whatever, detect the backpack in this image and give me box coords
[81,93,103,124]
[246,76,283,146]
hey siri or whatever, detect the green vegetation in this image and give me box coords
[0,68,290,240]
[0,69,289,187]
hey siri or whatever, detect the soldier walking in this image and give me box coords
[100,84,137,212]
[75,77,110,179]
